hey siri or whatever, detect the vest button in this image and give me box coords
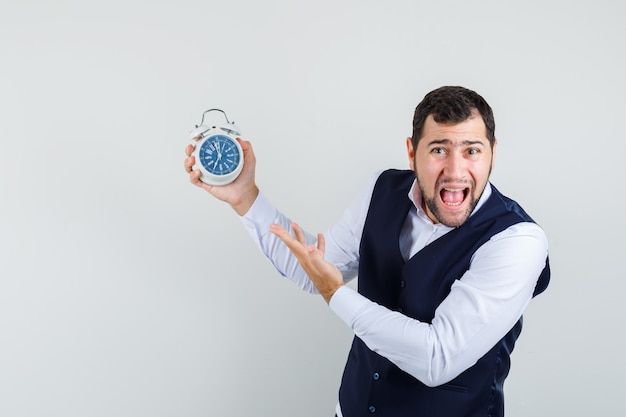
[368,405,377,413]
[400,280,406,288]
[372,372,380,381]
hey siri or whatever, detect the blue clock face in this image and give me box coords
[198,135,241,176]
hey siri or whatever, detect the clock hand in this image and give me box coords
[215,141,223,159]
[213,142,224,170]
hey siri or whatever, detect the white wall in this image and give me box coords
[1,0,624,416]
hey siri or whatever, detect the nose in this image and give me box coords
[443,152,465,179]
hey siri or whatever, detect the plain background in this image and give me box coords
[1,0,624,416]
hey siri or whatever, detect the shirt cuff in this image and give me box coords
[238,191,278,239]
[329,285,371,328]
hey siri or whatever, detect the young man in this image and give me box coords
[184,86,550,417]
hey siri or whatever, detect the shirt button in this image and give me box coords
[372,372,380,381]
[369,405,377,413]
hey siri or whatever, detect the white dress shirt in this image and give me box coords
[239,171,548,417]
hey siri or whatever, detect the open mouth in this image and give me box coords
[440,187,469,207]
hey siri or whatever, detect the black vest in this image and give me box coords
[338,169,550,417]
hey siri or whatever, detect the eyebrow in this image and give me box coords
[426,139,486,147]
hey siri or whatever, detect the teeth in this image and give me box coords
[441,187,466,206]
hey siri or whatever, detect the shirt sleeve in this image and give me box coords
[329,222,549,387]
[239,171,380,293]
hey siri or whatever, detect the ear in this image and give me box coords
[491,138,498,169]
[406,137,415,170]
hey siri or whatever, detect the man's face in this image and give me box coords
[406,111,497,227]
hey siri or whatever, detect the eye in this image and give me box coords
[467,148,480,155]
[431,147,446,155]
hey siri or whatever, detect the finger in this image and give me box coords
[189,169,203,185]
[316,233,326,255]
[184,156,195,173]
[269,223,285,236]
[237,137,250,152]
[270,224,307,256]
[269,224,294,244]
[185,143,195,157]
[291,222,307,245]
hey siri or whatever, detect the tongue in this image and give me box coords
[441,189,464,204]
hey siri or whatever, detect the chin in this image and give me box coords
[440,215,470,228]
[433,203,474,227]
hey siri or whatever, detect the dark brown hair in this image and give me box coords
[411,86,496,148]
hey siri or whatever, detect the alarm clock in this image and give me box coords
[189,109,244,186]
